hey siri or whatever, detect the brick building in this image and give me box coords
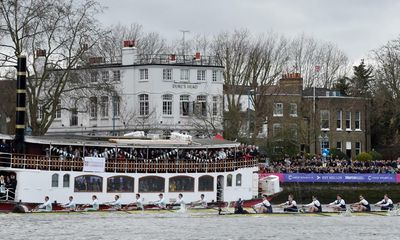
[230,73,370,158]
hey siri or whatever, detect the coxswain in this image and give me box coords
[351,195,371,212]
[84,195,100,211]
[252,194,273,213]
[61,196,76,211]
[279,194,298,212]
[234,198,248,214]
[153,193,167,209]
[173,193,186,212]
[328,194,346,211]
[191,194,208,208]
[35,196,52,212]
[108,195,122,210]
[304,195,322,213]
[375,194,394,211]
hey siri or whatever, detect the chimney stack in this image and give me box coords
[15,56,27,153]
[122,40,137,65]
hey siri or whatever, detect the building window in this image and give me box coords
[198,175,214,191]
[70,108,78,126]
[139,176,165,193]
[290,124,298,139]
[355,111,361,130]
[321,141,330,150]
[196,95,207,116]
[236,174,242,186]
[38,106,44,119]
[227,174,232,187]
[101,71,109,82]
[162,94,173,115]
[345,111,351,130]
[212,70,218,82]
[180,69,190,81]
[100,96,109,118]
[169,176,195,192]
[289,103,297,117]
[355,142,361,155]
[51,173,59,188]
[113,70,120,81]
[139,69,148,80]
[336,141,342,152]
[90,71,98,83]
[107,176,134,193]
[89,97,97,119]
[212,96,218,116]
[63,174,70,188]
[273,103,283,117]
[180,95,190,116]
[197,70,206,81]
[112,96,120,117]
[139,94,149,116]
[55,101,62,119]
[272,123,282,137]
[163,69,172,81]
[74,175,103,192]
[320,110,330,130]
[336,110,342,130]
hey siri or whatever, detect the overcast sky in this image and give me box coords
[97,0,400,63]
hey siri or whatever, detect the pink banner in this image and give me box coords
[259,173,284,182]
[397,174,400,183]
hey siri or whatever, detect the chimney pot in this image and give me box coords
[123,40,135,48]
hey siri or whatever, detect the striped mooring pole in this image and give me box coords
[15,56,26,153]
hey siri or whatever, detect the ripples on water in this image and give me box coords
[0,212,399,240]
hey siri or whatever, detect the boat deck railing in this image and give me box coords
[0,152,258,173]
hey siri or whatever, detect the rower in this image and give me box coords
[351,195,371,212]
[61,196,76,211]
[108,195,122,210]
[191,194,207,208]
[279,194,298,212]
[84,195,100,211]
[35,196,52,212]
[375,194,394,211]
[234,198,248,214]
[304,195,322,213]
[153,193,167,209]
[328,194,346,211]
[252,194,272,213]
[173,193,186,212]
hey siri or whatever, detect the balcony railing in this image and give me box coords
[0,153,257,173]
[135,54,222,66]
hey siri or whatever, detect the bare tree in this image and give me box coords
[288,34,349,88]
[371,37,400,144]
[0,0,110,135]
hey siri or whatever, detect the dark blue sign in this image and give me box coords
[284,173,396,183]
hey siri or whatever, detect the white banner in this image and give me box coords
[83,157,106,172]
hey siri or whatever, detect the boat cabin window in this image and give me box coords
[63,174,70,188]
[198,175,214,191]
[107,176,134,192]
[169,176,194,192]
[227,174,232,187]
[74,175,103,192]
[139,176,165,193]
[51,173,59,187]
[236,174,242,186]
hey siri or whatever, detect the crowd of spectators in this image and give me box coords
[46,144,260,162]
[260,155,400,174]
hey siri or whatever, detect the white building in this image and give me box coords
[46,41,224,136]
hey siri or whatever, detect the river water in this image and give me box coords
[1,211,399,240]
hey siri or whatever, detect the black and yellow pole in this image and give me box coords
[15,56,27,153]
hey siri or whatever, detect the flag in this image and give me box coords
[315,66,321,72]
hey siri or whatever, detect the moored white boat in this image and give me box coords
[0,134,259,210]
